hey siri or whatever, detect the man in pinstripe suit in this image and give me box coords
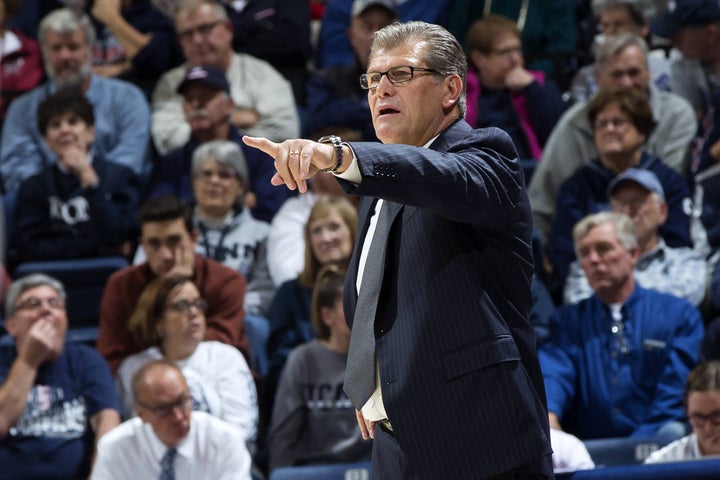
[244,20,553,480]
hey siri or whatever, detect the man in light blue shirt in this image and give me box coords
[564,168,707,306]
[0,8,150,193]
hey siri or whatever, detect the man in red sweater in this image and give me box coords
[97,195,247,373]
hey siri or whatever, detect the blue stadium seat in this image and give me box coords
[13,256,129,344]
[2,191,16,261]
[556,457,720,480]
[244,314,270,377]
[583,434,676,467]
[269,462,371,480]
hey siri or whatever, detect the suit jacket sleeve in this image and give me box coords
[346,121,530,227]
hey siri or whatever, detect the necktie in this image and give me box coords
[159,448,177,480]
[344,200,394,408]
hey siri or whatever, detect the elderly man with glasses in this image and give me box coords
[0,273,121,479]
[540,211,703,442]
[92,359,251,479]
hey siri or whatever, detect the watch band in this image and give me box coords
[317,135,344,173]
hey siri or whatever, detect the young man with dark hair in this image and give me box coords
[97,195,248,374]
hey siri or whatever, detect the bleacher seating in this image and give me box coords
[12,256,129,345]
[245,314,270,377]
[557,457,720,480]
[583,434,677,467]
[269,462,371,480]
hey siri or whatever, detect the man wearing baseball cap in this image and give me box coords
[146,65,288,223]
[304,0,396,141]
[564,168,707,306]
[651,0,720,175]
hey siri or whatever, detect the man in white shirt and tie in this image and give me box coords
[91,360,251,480]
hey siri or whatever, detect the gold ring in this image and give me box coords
[289,150,300,156]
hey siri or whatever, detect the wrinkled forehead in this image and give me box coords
[17,285,62,303]
[368,42,427,71]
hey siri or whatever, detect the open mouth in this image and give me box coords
[378,107,400,116]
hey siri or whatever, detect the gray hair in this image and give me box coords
[370,21,467,118]
[191,140,248,182]
[175,0,228,22]
[5,273,67,317]
[39,8,96,48]
[591,0,660,23]
[595,32,649,65]
[573,211,638,256]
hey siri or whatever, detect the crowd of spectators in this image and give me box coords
[3,0,720,477]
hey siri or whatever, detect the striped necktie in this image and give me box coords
[159,447,177,480]
[344,200,394,408]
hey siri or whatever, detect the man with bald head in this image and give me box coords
[92,360,251,479]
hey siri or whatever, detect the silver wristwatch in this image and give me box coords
[317,135,344,173]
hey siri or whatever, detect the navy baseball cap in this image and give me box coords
[651,0,720,38]
[177,65,230,95]
[607,168,665,201]
[351,0,396,17]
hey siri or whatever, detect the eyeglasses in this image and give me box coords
[360,65,441,90]
[490,46,523,59]
[196,169,237,181]
[177,19,224,42]
[137,395,192,417]
[610,196,652,214]
[594,117,631,131]
[14,296,65,312]
[166,298,208,315]
[688,409,720,429]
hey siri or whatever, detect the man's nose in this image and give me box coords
[158,244,174,260]
[373,75,395,96]
[616,74,635,89]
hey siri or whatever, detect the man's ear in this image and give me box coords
[4,315,17,337]
[443,74,463,111]
[657,199,669,225]
[134,405,148,422]
[86,125,96,145]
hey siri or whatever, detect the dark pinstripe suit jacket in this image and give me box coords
[341,120,553,479]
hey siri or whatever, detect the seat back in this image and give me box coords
[244,314,270,377]
[13,256,129,343]
[2,191,16,263]
[556,457,720,480]
[583,435,675,467]
[269,462,371,480]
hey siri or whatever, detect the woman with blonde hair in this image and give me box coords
[263,194,357,419]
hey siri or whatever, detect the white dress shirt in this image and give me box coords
[335,137,438,422]
[115,341,258,442]
[91,412,251,480]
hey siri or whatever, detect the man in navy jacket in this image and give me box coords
[244,21,553,480]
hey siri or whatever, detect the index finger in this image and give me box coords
[242,135,280,158]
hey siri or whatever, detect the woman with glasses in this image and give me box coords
[190,140,275,319]
[115,275,258,443]
[645,361,720,463]
[544,87,691,301]
[464,14,565,163]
